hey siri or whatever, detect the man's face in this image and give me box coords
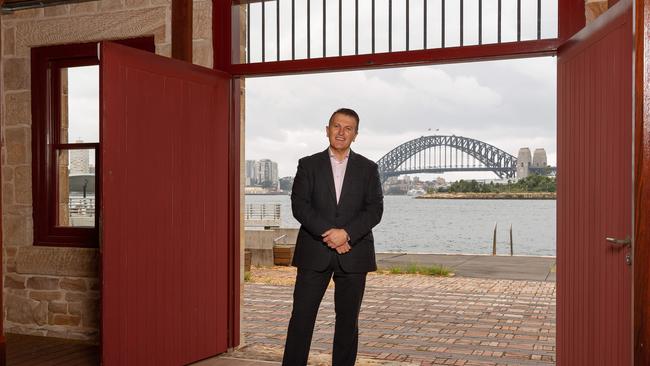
[326,113,358,151]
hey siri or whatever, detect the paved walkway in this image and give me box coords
[199,263,556,366]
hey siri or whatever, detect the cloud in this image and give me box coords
[246,56,556,178]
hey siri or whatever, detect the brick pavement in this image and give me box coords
[234,267,556,366]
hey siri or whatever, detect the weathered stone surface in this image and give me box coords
[14,166,31,204]
[3,183,15,207]
[27,276,59,290]
[65,292,88,302]
[586,0,608,24]
[81,300,99,328]
[192,39,212,68]
[69,1,98,15]
[30,291,62,301]
[16,247,99,277]
[3,58,29,91]
[3,166,15,182]
[3,27,16,56]
[49,301,67,314]
[43,4,69,17]
[4,91,30,125]
[6,246,18,258]
[68,302,81,315]
[125,0,149,8]
[6,294,47,325]
[52,314,81,326]
[87,279,100,291]
[156,43,171,57]
[14,7,167,56]
[3,215,28,246]
[5,127,30,165]
[4,8,43,20]
[5,274,26,289]
[193,1,212,40]
[60,278,86,292]
[98,0,125,11]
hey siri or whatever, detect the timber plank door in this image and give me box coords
[557,1,633,365]
[100,42,231,365]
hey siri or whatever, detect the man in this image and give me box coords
[282,108,384,366]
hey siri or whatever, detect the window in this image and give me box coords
[32,38,154,247]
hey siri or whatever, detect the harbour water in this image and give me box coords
[245,195,556,256]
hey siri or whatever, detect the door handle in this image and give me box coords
[605,236,631,247]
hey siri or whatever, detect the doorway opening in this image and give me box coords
[240,56,557,364]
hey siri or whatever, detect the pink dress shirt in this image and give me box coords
[329,148,350,204]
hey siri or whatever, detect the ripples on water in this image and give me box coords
[245,195,556,256]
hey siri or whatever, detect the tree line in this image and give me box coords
[436,174,556,193]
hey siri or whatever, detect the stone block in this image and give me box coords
[4,8,43,20]
[3,183,15,207]
[14,166,31,204]
[3,27,16,56]
[69,1,98,15]
[60,278,86,292]
[3,58,29,91]
[44,4,69,17]
[125,0,149,8]
[81,299,99,328]
[193,1,212,40]
[192,39,212,68]
[87,279,100,291]
[16,246,99,277]
[3,215,28,247]
[6,246,18,258]
[156,43,171,57]
[98,0,125,11]
[49,301,67,314]
[30,291,62,301]
[6,293,47,325]
[3,166,15,182]
[5,127,30,165]
[68,302,82,315]
[52,314,81,326]
[27,276,60,290]
[65,292,88,302]
[4,91,30,126]
[5,274,26,289]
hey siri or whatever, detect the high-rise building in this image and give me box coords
[245,159,279,188]
[69,146,90,174]
[245,160,257,186]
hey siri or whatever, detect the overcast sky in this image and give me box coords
[245,55,557,180]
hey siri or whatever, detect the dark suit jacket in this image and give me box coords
[290,148,384,273]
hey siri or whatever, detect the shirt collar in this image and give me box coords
[329,147,350,162]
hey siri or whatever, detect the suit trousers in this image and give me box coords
[282,253,367,366]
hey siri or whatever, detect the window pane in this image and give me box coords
[57,149,96,227]
[60,66,99,144]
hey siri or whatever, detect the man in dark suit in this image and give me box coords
[282,108,384,366]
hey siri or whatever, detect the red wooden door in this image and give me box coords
[557,1,633,365]
[100,42,232,365]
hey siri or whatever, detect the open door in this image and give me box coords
[100,42,234,365]
[557,1,633,364]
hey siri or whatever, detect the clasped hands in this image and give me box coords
[321,228,351,254]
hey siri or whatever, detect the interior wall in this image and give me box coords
[0,0,212,342]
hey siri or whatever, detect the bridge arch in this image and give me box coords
[376,135,518,182]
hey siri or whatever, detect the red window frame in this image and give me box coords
[31,37,154,247]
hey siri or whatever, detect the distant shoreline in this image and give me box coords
[416,192,556,200]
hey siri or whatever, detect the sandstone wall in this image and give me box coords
[1,0,213,341]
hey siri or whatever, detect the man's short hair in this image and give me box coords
[329,108,360,131]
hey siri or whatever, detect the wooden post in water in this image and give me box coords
[509,224,513,256]
[492,222,497,255]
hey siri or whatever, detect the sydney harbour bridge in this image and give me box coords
[376,135,553,183]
